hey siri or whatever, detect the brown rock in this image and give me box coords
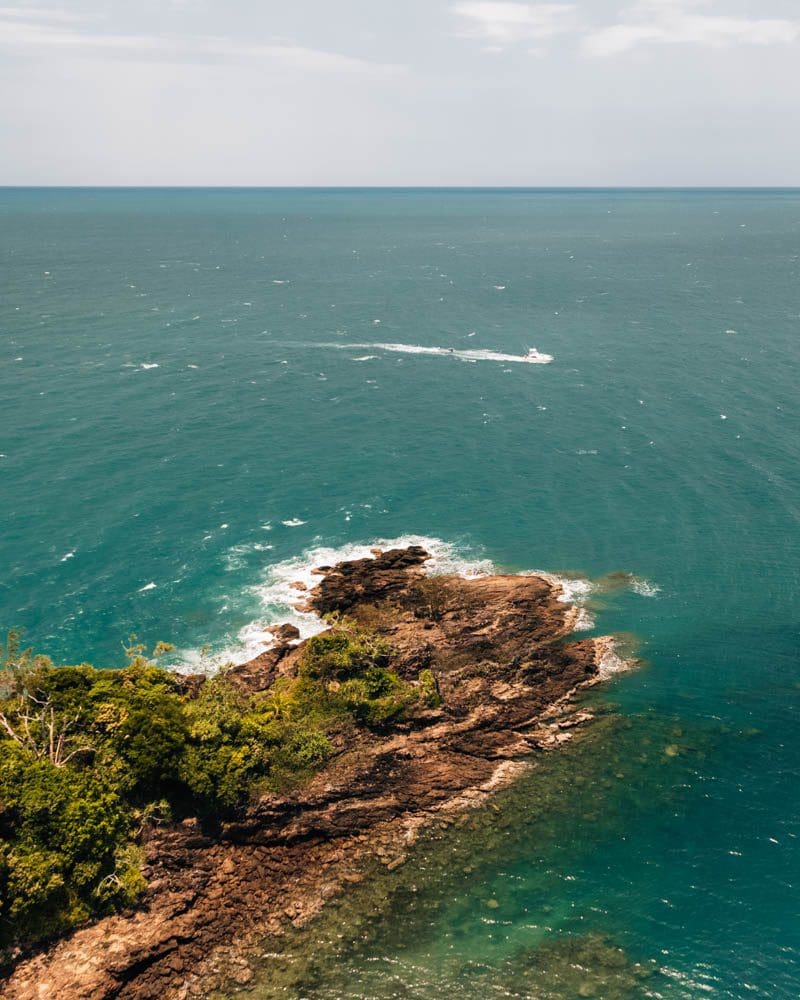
[1,546,626,1000]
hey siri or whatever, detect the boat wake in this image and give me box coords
[314,342,554,365]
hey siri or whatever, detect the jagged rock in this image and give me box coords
[2,547,624,1000]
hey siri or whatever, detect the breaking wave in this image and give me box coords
[176,537,493,671]
[177,538,654,671]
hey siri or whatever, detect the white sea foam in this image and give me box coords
[176,537,650,671]
[572,607,596,630]
[311,342,553,365]
[176,536,494,670]
[595,638,632,680]
[528,573,596,630]
[630,577,661,598]
[245,536,493,645]
[140,363,159,370]
[282,518,306,527]
[61,552,75,562]
[224,542,275,570]
[352,355,378,362]
[139,582,157,592]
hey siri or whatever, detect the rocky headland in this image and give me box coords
[2,546,630,1000]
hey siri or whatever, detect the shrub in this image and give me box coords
[299,617,392,681]
[418,669,442,708]
[0,618,428,955]
[0,741,133,946]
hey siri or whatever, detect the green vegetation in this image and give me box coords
[0,621,435,956]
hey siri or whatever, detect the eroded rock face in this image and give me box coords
[223,624,302,692]
[2,548,622,1000]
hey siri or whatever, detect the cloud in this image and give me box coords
[0,13,403,74]
[0,6,86,21]
[451,2,578,46]
[583,1,800,57]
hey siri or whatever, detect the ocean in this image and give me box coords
[1,188,799,997]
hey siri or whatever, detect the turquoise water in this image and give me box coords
[2,188,799,996]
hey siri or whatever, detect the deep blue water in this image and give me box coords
[2,188,799,997]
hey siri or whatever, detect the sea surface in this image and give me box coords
[1,188,799,998]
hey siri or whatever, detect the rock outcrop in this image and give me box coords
[2,548,626,1000]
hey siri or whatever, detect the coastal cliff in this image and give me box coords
[2,547,628,1000]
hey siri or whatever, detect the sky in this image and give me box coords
[0,0,798,185]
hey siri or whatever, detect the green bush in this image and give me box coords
[418,669,442,708]
[0,742,133,944]
[336,666,417,727]
[299,617,392,681]
[0,620,432,955]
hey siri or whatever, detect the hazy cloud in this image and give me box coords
[450,1,800,56]
[0,5,86,20]
[451,2,578,47]
[2,1,800,185]
[0,10,403,74]
[583,1,800,56]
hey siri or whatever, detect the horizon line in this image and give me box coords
[1,184,800,192]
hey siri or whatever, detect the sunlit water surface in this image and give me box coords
[2,188,799,997]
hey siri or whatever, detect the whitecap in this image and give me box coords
[140,363,159,370]
[630,577,661,598]
[139,582,157,592]
[224,541,276,569]
[493,285,506,290]
[61,552,75,562]
[352,355,378,362]
[282,518,306,527]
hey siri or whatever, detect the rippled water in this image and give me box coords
[2,188,799,997]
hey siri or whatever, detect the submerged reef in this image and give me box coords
[1,547,632,999]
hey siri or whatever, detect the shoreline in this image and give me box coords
[2,547,634,1000]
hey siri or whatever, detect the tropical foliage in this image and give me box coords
[0,620,434,954]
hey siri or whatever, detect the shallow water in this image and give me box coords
[2,188,799,996]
